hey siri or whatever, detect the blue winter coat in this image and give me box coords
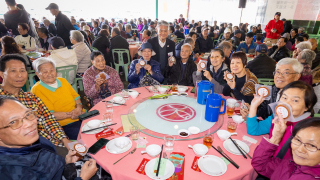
[236,41,257,54]
[127,58,164,89]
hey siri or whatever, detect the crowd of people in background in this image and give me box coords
[1,0,320,179]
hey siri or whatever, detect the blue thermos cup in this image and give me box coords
[197,80,213,105]
[205,93,226,122]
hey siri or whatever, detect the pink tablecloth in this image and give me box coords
[129,45,139,60]
[79,87,263,180]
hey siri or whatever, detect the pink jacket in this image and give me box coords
[252,138,320,180]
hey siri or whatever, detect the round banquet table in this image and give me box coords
[129,45,139,60]
[78,87,263,180]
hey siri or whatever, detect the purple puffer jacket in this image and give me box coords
[252,138,320,180]
[137,23,143,32]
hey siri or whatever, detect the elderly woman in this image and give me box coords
[37,27,53,51]
[83,51,123,105]
[222,51,258,103]
[165,43,197,86]
[293,41,312,59]
[14,23,36,50]
[1,36,32,70]
[193,48,229,93]
[31,58,84,140]
[297,49,317,86]
[252,117,320,179]
[137,19,143,32]
[70,30,91,77]
[127,43,164,89]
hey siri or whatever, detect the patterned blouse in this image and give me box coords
[83,65,124,105]
[0,88,67,147]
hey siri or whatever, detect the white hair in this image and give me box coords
[70,30,84,43]
[156,20,169,29]
[298,27,305,32]
[181,43,192,51]
[300,49,316,66]
[276,58,303,74]
[32,57,56,73]
[295,41,312,51]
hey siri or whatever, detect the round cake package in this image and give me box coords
[68,140,88,158]
[255,84,272,100]
[268,102,294,122]
[95,72,110,80]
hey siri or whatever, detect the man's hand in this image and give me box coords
[80,159,98,180]
[65,149,80,164]
[168,57,174,67]
[250,94,265,109]
[240,103,250,119]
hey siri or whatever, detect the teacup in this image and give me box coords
[129,91,139,99]
[141,144,161,157]
[189,144,208,156]
[158,87,167,94]
[113,96,124,103]
[232,115,244,124]
[217,130,237,141]
[87,119,101,129]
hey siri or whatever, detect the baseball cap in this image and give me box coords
[224,28,231,34]
[275,12,281,16]
[234,29,241,35]
[281,18,286,21]
[201,26,209,31]
[48,36,65,49]
[45,3,59,10]
[256,44,268,53]
[149,21,155,26]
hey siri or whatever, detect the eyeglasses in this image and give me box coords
[273,71,298,77]
[0,110,38,130]
[291,136,320,152]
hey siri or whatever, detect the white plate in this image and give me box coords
[223,139,249,155]
[145,158,175,180]
[111,97,126,106]
[105,137,132,154]
[188,126,200,134]
[198,155,227,176]
[81,121,105,134]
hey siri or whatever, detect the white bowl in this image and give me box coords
[158,87,167,94]
[141,144,161,157]
[129,91,139,99]
[232,115,244,124]
[113,96,124,103]
[227,99,238,107]
[87,119,101,129]
[217,130,236,141]
[178,86,188,93]
[178,129,190,137]
[192,144,208,156]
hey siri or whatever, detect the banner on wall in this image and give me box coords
[293,0,320,21]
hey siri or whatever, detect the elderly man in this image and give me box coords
[247,44,276,78]
[218,28,234,45]
[0,54,73,157]
[175,37,197,59]
[148,21,157,38]
[109,27,129,68]
[241,58,303,119]
[125,24,132,39]
[173,25,185,39]
[147,21,176,75]
[267,37,290,62]
[309,38,320,69]
[216,41,232,68]
[165,43,197,86]
[196,26,214,54]
[231,29,242,47]
[0,96,97,179]
[264,12,284,44]
[237,32,257,54]
[45,3,75,47]
[43,19,57,36]
[4,0,30,36]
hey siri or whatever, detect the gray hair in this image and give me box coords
[181,43,192,51]
[157,20,169,29]
[295,41,312,51]
[298,27,305,32]
[276,58,303,73]
[281,33,290,40]
[184,37,194,45]
[300,49,316,66]
[43,19,50,25]
[125,24,131,30]
[70,30,84,43]
[217,41,233,50]
[32,57,56,73]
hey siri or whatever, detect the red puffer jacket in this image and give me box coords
[265,19,284,39]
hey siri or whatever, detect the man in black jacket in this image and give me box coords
[147,20,175,75]
[231,30,242,48]
[173,25,185,39]
[247,44,276,78]
[4,0,30,37]
[45,3,75,47]
[267,37,290,62]
[109,27,129,68]
[165,44,197,86]
[281,18,292,35]
[196,26,214,54]
[43,19,57,36]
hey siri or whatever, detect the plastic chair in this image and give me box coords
[56,65,83,93]
[258,78,275,86]
[314,113,320,117]
[112,49,130,81]
[24,70,37,92]
[176,38,184,44]
[214,33,223,46]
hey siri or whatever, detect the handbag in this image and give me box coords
[138,73,160,87]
